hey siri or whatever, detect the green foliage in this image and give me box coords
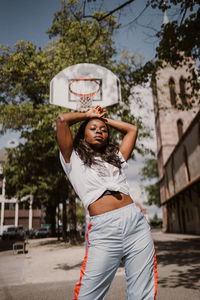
[149,0,200,105]
[0,42,52,106]
[141,158,159,180]
[2,104,68,205]
[46,0,119,67]
[149,212,163,227]
[152,213,158,221]
[76,203,85,225]
[141,158,161,207]
[0,0,152,232]
[144,182,161,207]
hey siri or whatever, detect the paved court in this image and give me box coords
[0,230,200,300]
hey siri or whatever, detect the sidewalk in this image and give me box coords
[0,238,87,286]
[0,230,200,300]
[153,229,200,299]
[0,237,125,286]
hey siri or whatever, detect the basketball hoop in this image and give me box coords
[50,63,121,110]
[69,78,100,110]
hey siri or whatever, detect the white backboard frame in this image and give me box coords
[50,63,121,110]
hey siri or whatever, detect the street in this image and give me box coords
[0,229,200,300]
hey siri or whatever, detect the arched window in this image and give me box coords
[171,156,176,193]
[177,119,183,139]
[168,77,176,105]
[151,73,158,97]
[179,76,187,105]
[165,173,170,198]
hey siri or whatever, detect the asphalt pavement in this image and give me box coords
[0,229,200,300]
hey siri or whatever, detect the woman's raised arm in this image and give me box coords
[103,118,138,161]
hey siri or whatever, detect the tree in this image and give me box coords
[149,0,200,105]
[0,0,151,243]
[149,212,163,227]
[2,104,68,236]
[150,0,200,64]
[81,0,200,105]
[141,157,161,207]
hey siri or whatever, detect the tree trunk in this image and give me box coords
[45,203,56,236]
[68,187,78,245]
[62,197,67,242]
[59,179,68,242]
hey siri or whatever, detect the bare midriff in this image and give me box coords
[88,192,134,216]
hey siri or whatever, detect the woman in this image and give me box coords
[56,106,157,300]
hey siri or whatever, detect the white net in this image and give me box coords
[79,95,93,110]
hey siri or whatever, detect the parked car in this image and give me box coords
[2,225,26,240]
[26,229,37,239]
[56,225,63,235]
[35,227,51,238]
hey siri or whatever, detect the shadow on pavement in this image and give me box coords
[0,239,14,252]
[0,281,75,300]
[55,262,83,271]
[55,260,124,271]
[154,237,200,290]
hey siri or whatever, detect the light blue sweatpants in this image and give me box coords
[74,203,157,300]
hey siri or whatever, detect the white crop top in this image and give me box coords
[60,150,130,209]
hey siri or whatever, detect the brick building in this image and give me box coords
[152,62,200,234]
[0,148,42,232]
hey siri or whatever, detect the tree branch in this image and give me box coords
[84,0,136,21]
[180,7,188,25]
[121,4,149,28]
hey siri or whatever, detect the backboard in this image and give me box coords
[50,63,121,111]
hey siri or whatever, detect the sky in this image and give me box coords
[0,0,165,58]
[0,0,164,218]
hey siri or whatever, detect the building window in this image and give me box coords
[165,173,170,198]
[179,76,187,105]
[25,202,29,210]
[5,203,10,210]
[186,208,190,222]
[183,146,190,183]
[151,74,158,97]
[171,156,176,193]
[10,203,15,210]
[19,202,24,209]
[169,77,177,105]
[156,117,162,151]
[190,208,194,220]
[177,119,183,139]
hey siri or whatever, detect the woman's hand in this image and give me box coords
[85,105,106,119]
[102,117,138,161]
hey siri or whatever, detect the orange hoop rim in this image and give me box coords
[69,78,100,99]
